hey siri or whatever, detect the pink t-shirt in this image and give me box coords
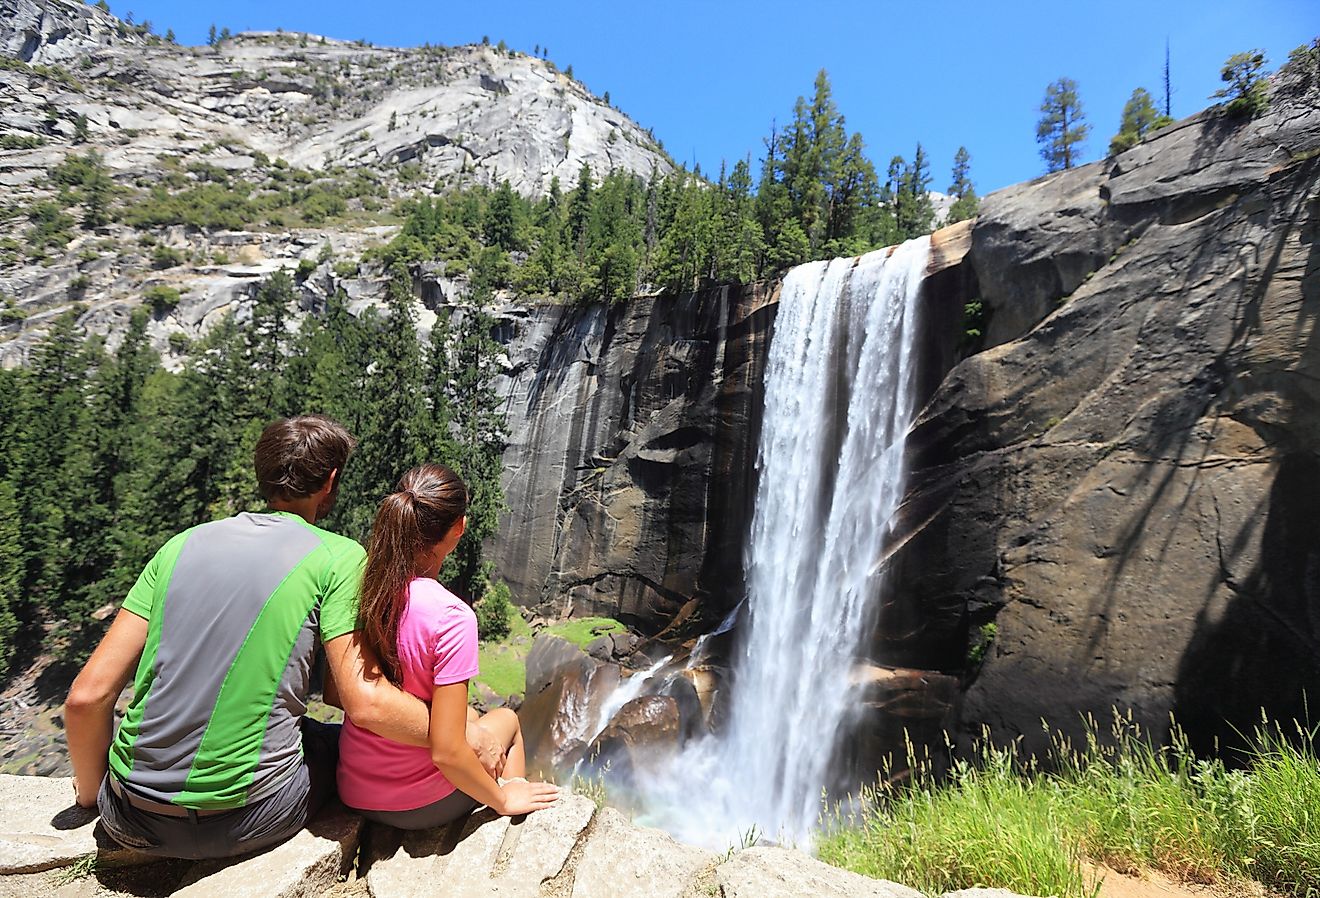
[337,577,479,812]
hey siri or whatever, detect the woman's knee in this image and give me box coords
[480,707,521,740]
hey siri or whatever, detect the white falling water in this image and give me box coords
[583,654,672,746]
[631,236,931,849]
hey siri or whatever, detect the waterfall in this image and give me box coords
[611,237,931,848]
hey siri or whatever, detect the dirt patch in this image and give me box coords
[1089,864,1278,898]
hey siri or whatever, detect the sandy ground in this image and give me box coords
[1091,864,1279,898]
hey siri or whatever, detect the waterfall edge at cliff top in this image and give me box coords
[612,235,931,850]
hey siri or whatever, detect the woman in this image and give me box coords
[337,463,559,827]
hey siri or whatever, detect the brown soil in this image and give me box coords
[1089,864,1279,898]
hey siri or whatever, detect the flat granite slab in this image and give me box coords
[716,846,925,898]
[0,775,149,874]
[0,775,361,898]
[367,794,596,898]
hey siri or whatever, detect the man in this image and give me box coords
[65,415,500,859]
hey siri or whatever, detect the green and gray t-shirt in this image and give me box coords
[108,511,364,810]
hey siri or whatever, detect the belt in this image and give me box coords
[108,775,234,819]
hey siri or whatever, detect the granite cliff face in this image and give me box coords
[491,283,776,631]
[883,57,1320,754]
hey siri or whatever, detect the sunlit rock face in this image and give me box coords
[886,60,1320,756]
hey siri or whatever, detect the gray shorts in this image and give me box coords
[97,719,341,860]
[351,789,480,830]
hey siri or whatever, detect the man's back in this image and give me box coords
[110,511,363,810]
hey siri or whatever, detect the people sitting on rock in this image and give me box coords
[337,462,559,828]
[63,415,503,859]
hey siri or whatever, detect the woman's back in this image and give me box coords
[336,577,478,812]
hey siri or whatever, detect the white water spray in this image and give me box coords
[629,237,931,848]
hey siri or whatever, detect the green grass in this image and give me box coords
[469,607,622,700]
[544,616,625,649]
[475,641,527,697]
[818,713,1320,898]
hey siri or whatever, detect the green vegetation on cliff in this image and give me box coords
[367,70,961,302]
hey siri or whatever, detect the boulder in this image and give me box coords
[524,634,592,699]
[715,846,925,898]
[585,695,680,781]
[584,635,614,661]
[366,795,596,898]
[519,638,620,773]
[569,807,714,898]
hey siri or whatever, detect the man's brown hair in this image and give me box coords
[253,415,357,502]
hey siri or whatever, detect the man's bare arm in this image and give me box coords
[324,631,431,746]
[65,610,148,807]
[323,631,507,772]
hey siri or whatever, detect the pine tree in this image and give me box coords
[946,146,979,224]
[893,144,935,238]
[440,252,508,600]
[208,24,217,46]
[176,314,261,520]
[63,312,159,651]
[655,172,713,293]
[1037,77,1090,172]
[755,121,807,274]
[1109,87,1173,155]
[0,482,21,678]
[1213,50,1270,118]
[778,70,848,253]
[713,158,763,284]
[337,264,431,541]
[80,152,113,228]
[484,180,522,252]
[566,163,594,259]
[243,270,295,417]
[1164,38,1173,117]
[10,313,94,639]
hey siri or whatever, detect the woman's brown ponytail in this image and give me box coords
[358,463,469,685]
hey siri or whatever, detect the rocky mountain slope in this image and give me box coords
[0,0,672,364]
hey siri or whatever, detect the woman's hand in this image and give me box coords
[495,779,560,816]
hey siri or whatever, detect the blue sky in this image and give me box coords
[117,1,1315,195]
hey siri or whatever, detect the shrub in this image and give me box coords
[26,201,75,253]
[167,332,191,353]
[295,258,318,281]
[122,183,257,231]
[0,133,44,150]
[1,297,27,323]
[150,244,184,269]
[474,579,513,642]
[143,284,181,314]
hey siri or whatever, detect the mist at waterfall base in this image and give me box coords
[579,237,932,850]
